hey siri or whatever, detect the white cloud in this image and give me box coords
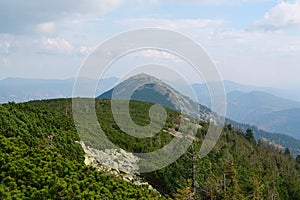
[255,0,300,29]
[3,58,10,65]
[38,37,73,55]
[0,0,125,34]
[78,46,93,55]
[272,44,300,53]
[141,0,271,6]
[138,49,184,63]
[214,28,300,56]
[220,30,270,44]
[119,18,224,30]
[187,0,249,5]
[36,22,56,34]
[203,26,300,88]
[0,41,11,54]
[5,42,10,50]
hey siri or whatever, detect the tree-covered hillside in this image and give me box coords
[0,101,163,199]
[1,99,300,199]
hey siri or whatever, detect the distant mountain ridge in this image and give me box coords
[222,80,300,102]
[0,77,118,103]
[192,82,300,140]
[226,91,300,140]
[1,76,300,140]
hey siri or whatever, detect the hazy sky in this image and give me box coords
[1,0,300,89]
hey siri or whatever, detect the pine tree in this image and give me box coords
[284,148,291,156]
[174,179,194,200]
[245,129,256,145]
[296,155,300,164]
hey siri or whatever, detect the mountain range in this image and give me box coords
[0,77,118,103]
[192,82,300,139]
[1,76,300,140]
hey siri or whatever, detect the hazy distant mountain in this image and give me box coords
[192,80,300,107]
[0,77,118,103]
[224,91,300,140]
[223,80,300,102]
[249,108,300,140]
[0,78,73,103]
[192,82,300,140]
[226,90,300,119]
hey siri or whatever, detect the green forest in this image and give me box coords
[1,98,300,199]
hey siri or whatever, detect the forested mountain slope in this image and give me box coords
[98,73,300,157]
[1,99,300,199]
[0,101,163,199]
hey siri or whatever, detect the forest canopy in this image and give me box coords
[0,98,300,199]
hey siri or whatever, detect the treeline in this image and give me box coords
[226,118,300,156]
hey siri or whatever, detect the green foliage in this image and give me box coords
[227,119,300,156]
[138,120,300,199]
[245,128,256,146]
[1,98,300,199]
[296,155,300,164]
[73,99,177,153]
[284,147,291,156]
[0,100,163,199]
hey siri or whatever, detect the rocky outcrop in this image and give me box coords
[79,141,139,175]
[77,141,158,192]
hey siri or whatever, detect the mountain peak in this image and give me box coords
[98,73,180,110]
[120,73,163,84]
[98,73,202,117]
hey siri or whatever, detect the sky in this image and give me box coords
[1,0,300,90]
